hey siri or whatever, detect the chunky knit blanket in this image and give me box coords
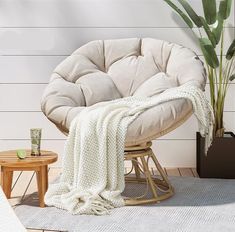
[45,82,214,215]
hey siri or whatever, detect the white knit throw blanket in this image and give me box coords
[45,82,214,215]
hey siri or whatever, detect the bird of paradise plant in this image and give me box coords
[164,0,235,137]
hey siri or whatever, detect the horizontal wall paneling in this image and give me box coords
[0,28,233,56]
[0,0,233,28]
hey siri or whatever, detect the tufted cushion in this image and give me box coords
[134,72,178,97]
[76,72,121,106]
[41,38,206,145]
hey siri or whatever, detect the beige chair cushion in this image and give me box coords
[134,72,178,97]
[41,38,206,145]
[77,72,121,106]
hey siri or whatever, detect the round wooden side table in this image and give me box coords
[0,150,58,207]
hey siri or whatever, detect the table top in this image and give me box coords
[0,150,58,168]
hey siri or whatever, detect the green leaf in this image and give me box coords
[177,0,202,27]
[199,38,219,68]
[226,39,235,60]
[200,17,217,47]
[219,0,232,19]
[163,0,193,28]
[202,0,217,24]
[212,14,224,44]
[229,74,235,81]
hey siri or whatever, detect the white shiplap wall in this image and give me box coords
[0,0,234,167]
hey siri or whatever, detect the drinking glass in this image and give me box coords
[30,128,42,156]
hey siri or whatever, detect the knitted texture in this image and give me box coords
[44,82,214,215]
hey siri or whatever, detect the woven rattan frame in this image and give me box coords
[124,142,174,205]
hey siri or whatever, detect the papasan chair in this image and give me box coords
[41,38,206,205]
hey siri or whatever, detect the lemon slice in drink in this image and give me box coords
[16,150,27,159]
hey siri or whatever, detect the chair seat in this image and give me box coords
[126,98,192,146]
[43,92,192,146]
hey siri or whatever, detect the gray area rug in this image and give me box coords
[15,177,235,232]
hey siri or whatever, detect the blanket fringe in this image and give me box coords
[69,195,114,215]
[88,199,114,215]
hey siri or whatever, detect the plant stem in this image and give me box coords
[215,26,225,136]
[207,65,215,109]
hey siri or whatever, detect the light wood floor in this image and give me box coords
[5,167,198,232]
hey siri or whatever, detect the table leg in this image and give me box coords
[1,167,13,199]
[36,165,48,207]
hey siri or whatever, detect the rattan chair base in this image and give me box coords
[124,142,174,205]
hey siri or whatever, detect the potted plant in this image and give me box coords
[164,0,235,178]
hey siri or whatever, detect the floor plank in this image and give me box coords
[191,168,199,177]
[11,171,23,191]
[27,229,42,232]
[178,168,194,177]
[152,167,161,176]
[165,168,181,176]
[21,171,38,206]
[48,167,61,183]
[21,167,61,207]
[22,172,37,195]
[9,171,34,206]
[27,229,60,232]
